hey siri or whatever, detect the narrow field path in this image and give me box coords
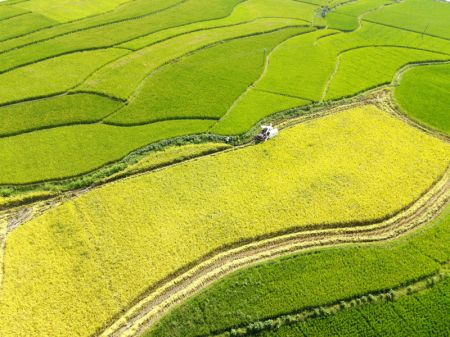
[96,167,450,337]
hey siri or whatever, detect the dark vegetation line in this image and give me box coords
[0,131,232,190]
[254,88,313,102]
[102,116,220,127]
[0,45,116,76]
[0,90,124,111]
[362,19,450,42]
[207,265,449,337]
[338,44,450,57]
[0,11,29,23]
[0,14,60,44]
[70,90,127,102]
[0,46,131,108]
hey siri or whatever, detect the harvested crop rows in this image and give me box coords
[0,0,449,336]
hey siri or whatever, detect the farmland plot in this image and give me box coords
[0,0,449,335]
[253,277,450,337]
[0,105,448,336]
[394,63,450,135]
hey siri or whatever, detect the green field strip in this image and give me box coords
[105,27,306,125]
[210,263,450,336]
[121,0,318,50]
[211,89,310,136]
[0,48,129,106]
[103,116,221,127]
[363,0,450,40]
[284,281,450,337]
[79,20,312,100]
[0,3,27,20]
[0,0,184,54]
[0,93,123,138]
[325,46,450,101]
[12,0,139,22]
[362,19,450,42]
[146,207,450,337]
[0,105,448,336]
[0,119,215,185]
[245,29,337,102]
[394,63,450,136]
[0,12,57,42]
[325,0,395,32]
[0,0,243,74]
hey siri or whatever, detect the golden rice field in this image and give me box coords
[0,105,448,337]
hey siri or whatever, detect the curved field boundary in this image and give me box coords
[107,24,311,118]
[321,45,450,100]
[363,18,450,42]
[212,262,450,337]
[95,166,450,337]
[0,0,239,75]
[210,27,311,129]
[0,0,189,55]
[0,47,130,111]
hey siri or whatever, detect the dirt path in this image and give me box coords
[96,167,450,337]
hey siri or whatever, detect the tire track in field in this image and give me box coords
[96,167,450,337]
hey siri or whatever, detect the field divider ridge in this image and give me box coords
[210,261,450,337]
[94,167,450,337]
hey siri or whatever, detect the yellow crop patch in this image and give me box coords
[0,105,448,337]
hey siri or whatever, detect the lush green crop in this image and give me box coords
[257,277,450,337]
[0,4,27,21]
[395,63,450,135]
[0,105,448,336]
[146,207,450,337]
[0,48,128,105]
[0,94,122,136]
[364,0,450,39]
[81,21,311,100]
[211,89,309,135]
[106,27,307,124]
[0,0,182,52]
[112,142,231,178]
[0,0,243,73]
[0,119,214,184]
[0,13,56,42]
[325,0,395,31]
[122,0,319,50]
[14,0,135,22]
[325,47,449,100]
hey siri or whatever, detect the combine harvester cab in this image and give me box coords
[255,124,278,142]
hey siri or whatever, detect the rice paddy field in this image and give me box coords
[0,0,449,336]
